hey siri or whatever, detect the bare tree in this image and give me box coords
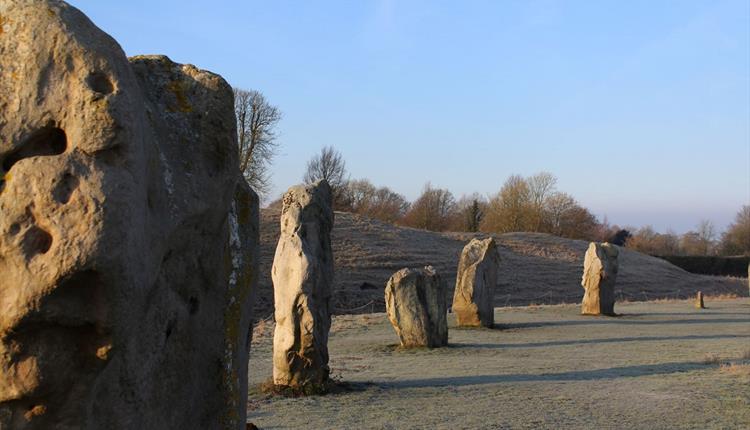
[401,183,457,231]
[625,226,659,254]
[370,186,410,223]
[543,192,577,235]
[453,193,486,232]
[720,205,750,255]
[527,172,557,230]
[303,146,348,205]
[479,172,601,240]
[696,219,716,255]
[340,178,410,223]
[627,226,683,255]
[234,88,282,199]
[481,175,534,233]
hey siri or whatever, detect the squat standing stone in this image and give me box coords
[453,238,500,327]
[695,291,705,309]
[385,266,448,348]
[581,242,619,316]
[272,180,334,387]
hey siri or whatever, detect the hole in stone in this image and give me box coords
[21,226,52,257]
[9,223,20,235]
[52,172,78,204]
[2,127,67,172]
[86,72,114,95]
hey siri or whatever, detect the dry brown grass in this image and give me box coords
[251,316,274,345]
[703,353,725,365]
[719,363,750,377]
[703,293,741,300]
[702,347,750,380]
[701,348,750,369]
[254,208,747,318]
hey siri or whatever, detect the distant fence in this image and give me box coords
[656,255,750,278]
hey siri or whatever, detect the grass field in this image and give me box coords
[255,209,748,318]
[247,298,750,429]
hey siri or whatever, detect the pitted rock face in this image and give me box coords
[272,180,334,387]
[385,266,448,348]
[452,238,500,328]
[0,2,145,426]
[580,242,619,316]
[0,1,257,429]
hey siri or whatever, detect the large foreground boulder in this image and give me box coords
[385,266,448,348]
[452,238,500,327]
[581,242,619,315]
[0,1,258,428]
[272,180,334,387]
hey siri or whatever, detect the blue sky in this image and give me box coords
[74,1,749,233]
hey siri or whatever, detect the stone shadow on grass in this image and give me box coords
[382,361,709,389]
[621,312,750,317]
[499,318,750,330]
[450,324,504,332]
[453,334,750,350]
[252,378,375,398]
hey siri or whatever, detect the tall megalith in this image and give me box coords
[581,242,619,316]
[0,1,258,428]
[385,266,448,348]
[452,238,500,327]
[272,180,334,387]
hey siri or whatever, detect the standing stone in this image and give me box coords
[272,180,334,387]
[581,242,619,316]
[385,266,448,348]
[695,291,705,309]
[0,1,258,429]
[452,238,500,327]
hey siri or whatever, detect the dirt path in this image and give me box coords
[247,299,750,429]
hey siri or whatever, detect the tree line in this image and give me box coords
[231,87,749,257]
[298,147,600,240]
[299,146,750,257]
[610,208,750,257]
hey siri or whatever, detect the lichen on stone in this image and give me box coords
[165,79,193,113]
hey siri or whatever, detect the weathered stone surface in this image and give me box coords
[0,1,258,428]
[581,242,619,316]
[385,266,448,348]
[452,238,500,327]
[272,180,334,387]
[695,291,705,309]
